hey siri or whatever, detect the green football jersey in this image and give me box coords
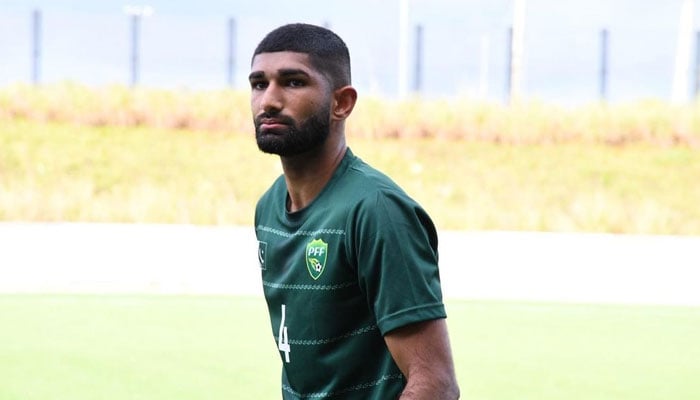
[254,148,446,399]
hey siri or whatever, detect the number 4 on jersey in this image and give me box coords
[278,304,291,363]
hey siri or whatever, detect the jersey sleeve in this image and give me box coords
[346,189,446,335]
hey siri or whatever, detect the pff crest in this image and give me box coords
[305,238,328,280]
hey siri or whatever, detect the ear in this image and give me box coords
[331,86,358,121]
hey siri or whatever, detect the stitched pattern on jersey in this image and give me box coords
[282,373,404,398]
[257,225,345,238]
[262,280,355,291]
[289,325,378,346]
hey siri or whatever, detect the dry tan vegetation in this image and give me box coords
[2,84,700,234]
[2,83,699,147]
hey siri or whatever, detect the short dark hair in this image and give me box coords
[252,23,352,89]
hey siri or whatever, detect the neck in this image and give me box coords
[281,137,347,212]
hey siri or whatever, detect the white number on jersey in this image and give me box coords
[278,304,291,363]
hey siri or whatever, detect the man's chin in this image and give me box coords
[256,142,282,155]
[257,139,322,158]
[255,135,290,155]
[255,129,281,147]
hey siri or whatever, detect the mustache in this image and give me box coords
[254,112,296,127]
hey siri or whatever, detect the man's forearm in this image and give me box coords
[399,375,460,399]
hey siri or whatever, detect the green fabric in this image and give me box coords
[255,148,446,399]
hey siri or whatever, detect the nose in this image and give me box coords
[258,82,283,114]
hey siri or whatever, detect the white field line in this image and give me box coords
[1,223,699,306]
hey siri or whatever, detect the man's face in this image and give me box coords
[249,51,332,156]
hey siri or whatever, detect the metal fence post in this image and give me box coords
[505,26,512,103]
[124,6,153,87]
[694,31,700,98]
[130,14,140,86]
[413,24,423,94]
[227,17,236,88]
[31,9,42,85]
[599,28,609,101]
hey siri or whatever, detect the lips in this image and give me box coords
[255,114,294,133]
[259,119,288,131]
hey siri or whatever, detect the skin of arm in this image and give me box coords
[384,318,460,399]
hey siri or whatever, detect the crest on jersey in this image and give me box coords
[305,238,328,280]
[258,241,268,270]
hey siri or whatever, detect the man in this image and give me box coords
[251,23,459,399]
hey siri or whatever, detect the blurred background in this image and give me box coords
[3,0,700,104]
[1,1,700,399]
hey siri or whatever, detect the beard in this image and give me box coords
[254,105,331,157]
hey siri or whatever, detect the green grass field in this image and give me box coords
[1,294,698,399]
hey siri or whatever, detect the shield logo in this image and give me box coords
[305,239,328,280]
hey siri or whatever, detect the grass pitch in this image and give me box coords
[0,294,698,399]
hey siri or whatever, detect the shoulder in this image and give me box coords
[340,153,410,203]
[340,155,437,243]
[345,155,425,214]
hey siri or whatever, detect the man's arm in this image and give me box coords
[384,318,460,399]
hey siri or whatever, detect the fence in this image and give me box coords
[1,2,700,104]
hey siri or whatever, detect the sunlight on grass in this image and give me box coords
[1,295,698,400]
[2,84,700,234]
[2,119,699,234]
[2,83,700,146]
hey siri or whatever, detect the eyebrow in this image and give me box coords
[248,71,264,81]
[248,68,311,81]
[278,68,310,78]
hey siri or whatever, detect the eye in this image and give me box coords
[287,79,306,88]
[250,80,267,90]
